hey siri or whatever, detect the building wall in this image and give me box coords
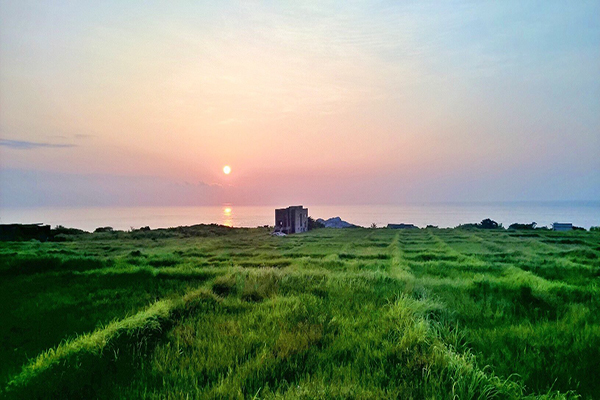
[275,206,308,234]
[0,224,51,241]
[553,223,572,231]
[275,208,291,233]
[294,207,308,233]
[387,223,417,229]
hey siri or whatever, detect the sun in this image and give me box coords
[223,165,231,175]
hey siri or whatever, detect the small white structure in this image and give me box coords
[552,222,572,232]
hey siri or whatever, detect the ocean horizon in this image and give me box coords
[1,201,598,232]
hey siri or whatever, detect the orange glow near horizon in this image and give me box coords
[223,206,232,227]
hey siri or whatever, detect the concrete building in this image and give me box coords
[275,206,308,234]
[552,222,573,232]
[0,223,51,241]
[387,223,418,229]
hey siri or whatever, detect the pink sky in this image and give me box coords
[1,2,599,207]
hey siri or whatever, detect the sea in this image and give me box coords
[0,202,598,232]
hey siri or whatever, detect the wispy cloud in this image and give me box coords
[0,139,75,149]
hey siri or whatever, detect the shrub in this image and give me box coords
[308,217,325,230]
[51,225,87,236]
[479,219,499,229]
[509,222,536,230]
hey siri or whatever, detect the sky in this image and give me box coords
[1,1,599,207]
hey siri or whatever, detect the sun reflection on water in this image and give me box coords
[222,205,233,227]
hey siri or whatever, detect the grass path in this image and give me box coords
[388,232,415,282]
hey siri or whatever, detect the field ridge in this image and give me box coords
[3,287,219,399]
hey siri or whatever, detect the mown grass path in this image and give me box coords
[388,232,415,282]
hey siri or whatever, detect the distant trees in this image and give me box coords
[479,218,499,229]
[94,226,114,233]
[455,223,479,229]
[52,225,86,235]
[509,222,537,230]
[50,225,87,241]
[308,217,325,231]
[457,219,501,230]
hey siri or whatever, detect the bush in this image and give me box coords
[509,222,536,230]
[479,219,499,229]
[308,217,325,230]
[457,219,501,230]
[51,225,87,236]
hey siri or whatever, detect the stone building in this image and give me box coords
[275,206,308,234]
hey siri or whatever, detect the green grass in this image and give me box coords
[5,288,220,399]
[1,226,598,398]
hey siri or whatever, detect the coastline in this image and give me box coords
[1,201,598,232]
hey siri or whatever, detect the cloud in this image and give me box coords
[0,139,75,149]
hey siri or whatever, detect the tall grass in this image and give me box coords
[1,226,598,398]
[3,288,218,399]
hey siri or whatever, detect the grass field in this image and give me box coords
[1,226,599,399]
